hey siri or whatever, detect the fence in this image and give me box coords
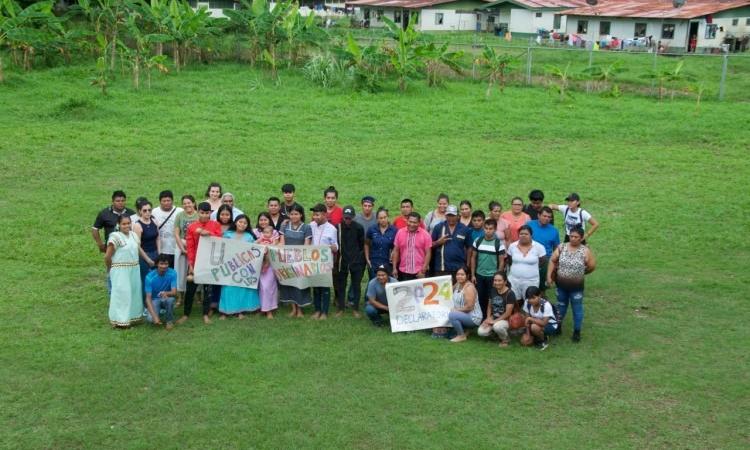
[351,31,750,102]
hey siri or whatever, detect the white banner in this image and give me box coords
[193,236,265,289]
[266,245,334,288]
[386,276,454,332]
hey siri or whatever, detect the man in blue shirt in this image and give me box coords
[145,254,178,329]
[364,264,397,327]
[431,205,471,280]
[526,207,560,295]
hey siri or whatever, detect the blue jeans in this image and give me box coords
[556,287,584,331]
[448,311,479,335]
[313,287,330,314]
[365,303,388,326]
[147,296,175,324]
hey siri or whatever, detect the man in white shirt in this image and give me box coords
[151,190,183,267]
[309,203,338,320]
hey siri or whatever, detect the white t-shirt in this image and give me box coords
[507,241,546,280]
[523,300,557,324]
[152,206,183,255]
[557,205,592,235]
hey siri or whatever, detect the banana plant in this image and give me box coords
[416,42,463,88]
[581,60,623,92]
[124,12,171,89]
[477,45,517,97]
[332,33,386,92]
[3,0,63,72]
[546,62,573,101]
[381,14,422,92]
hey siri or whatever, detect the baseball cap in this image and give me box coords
[375,264,391,274]
[565,193,581,202]
[310,203,327,213]
[343,205,356,218]
[446,205,458,216]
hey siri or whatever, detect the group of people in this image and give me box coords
[92,183,597,349]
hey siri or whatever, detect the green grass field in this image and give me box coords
[1,63,749,449]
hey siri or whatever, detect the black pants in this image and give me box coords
[475,274,494,320]
[183,281,212,317]
[398,271,418,281]
[335,264,365,310]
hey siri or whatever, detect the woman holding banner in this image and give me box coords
[219,215,261,319]
[255,212,281,319]
[279,204,312,317]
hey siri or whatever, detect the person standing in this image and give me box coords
[173,195,198,295]
[364,264,397,327]
[470,219,506,319]
[365,207,397,280]
[547,226,596,342]
[92,190,135,292]
[501,197,531,243]
[177,202,222,325]
[254,219,280,319]
[152,190,182,268]
[458,200,473,227]
[488,201,510,247]
[323,186,343,226]
[104,215,150,328]
[336,205,366,318]
[523,189,552,223]
[266,196,284,231]
[211,192,243,220]
[354,196,377,234]
[392,199,424,230]
[92,190,136,254]
[549,193,599,243]
[424,193,449,233]
[506,225,546,307]
[144,254,178,330]
[526,207,560,295]
[279,183,302,223]
[133,200,160,300]
[430,205,470,280]
[310,204,338,320]
[219,215,261,319]
[391,212,432,281]
[279,204,312,318]
[204,182,223,213]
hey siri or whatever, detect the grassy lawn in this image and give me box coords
[1,63,749,449]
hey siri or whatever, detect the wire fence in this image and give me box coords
[350,32,750,102]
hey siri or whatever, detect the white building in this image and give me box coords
[347,0,496,32]
[477,0,588,37]
[559,0,750,52]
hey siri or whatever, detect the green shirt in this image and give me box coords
[175,210,199,238]
[473,237,504,277]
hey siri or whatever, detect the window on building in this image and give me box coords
[634,22,647,38]
[577,20,588,34]
[435,12,444,25]
[394,10,402,23]
[705,24,718,39]
[661,23,675,39]
[746,18,750,26]
[209,0,235,8]
[553,14,561,29]
[376,9,383,20]
[536,12,542,18]
[487,15,495,24]
[732,18,739,26]
[599,21,611,35]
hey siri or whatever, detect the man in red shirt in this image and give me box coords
[177,202,222,325]
[393,198,425,230]
[392,212,432,281]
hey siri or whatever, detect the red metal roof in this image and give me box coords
[560,0,750,20]
[488,0,590,8]
[346,0,492,9]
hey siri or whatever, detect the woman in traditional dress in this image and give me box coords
[278,204,312,317]
[255,212,281,319]
[218,215,260,319]
[105,215,157,327]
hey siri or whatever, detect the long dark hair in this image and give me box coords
[216,204,233,225]
[229,214,251,233]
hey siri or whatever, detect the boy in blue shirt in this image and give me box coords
[526,207,560,294]
[145,254,178,329]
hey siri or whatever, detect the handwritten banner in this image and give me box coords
[386,276,454,332]
[194,236,264,289]
[267,245,334,288]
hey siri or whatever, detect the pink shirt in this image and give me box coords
[501,212,530,243]
[394,227,432,275]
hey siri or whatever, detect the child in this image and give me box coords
[255,223,279,318]
[521,286,558,351]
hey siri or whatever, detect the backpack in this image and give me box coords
[472,235,503,255]
[526,298,561,325]
[563,207,584,233]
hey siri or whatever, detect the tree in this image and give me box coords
[581,60,623,93]
[417,42,463,88]
[332,33,386,92]
[381,14,422,92]
[546,63,573,101]
[477,45,517,97]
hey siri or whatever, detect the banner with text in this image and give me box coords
[194,236,265,289]
[386,276,453,332]
[267,245,334,289]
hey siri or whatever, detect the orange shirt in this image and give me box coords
[501,212,530,243]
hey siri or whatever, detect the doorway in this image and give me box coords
[687,21,699,52]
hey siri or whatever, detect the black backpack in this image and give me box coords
[541,298,562,324]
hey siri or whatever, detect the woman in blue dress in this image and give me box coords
[219,215,261,319]
[278,204,312,317]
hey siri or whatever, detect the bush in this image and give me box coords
[302,53,345,88]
